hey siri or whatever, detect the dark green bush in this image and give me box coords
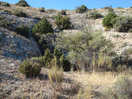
[55,15,72,30]
[39,7,45,12]
[76,5,88,13]
[32,17,53,35]
[103,12,117,28]
[86,11,103,19]
[42,48,53,67]
[59,10,66,15]
[13,10,27,17]
[112,16,132,32]
[15,25,29,38]
[16,0,30,7]
[18,59,41,78]
[0,2,10,7]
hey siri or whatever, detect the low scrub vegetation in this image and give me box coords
[32,17,53,35]
[54,15,72,30]
[0,17,11,28]
[59,10,66,15]
[12,10,27,17]
[77,86,93,99]
[33,48,71,71]
[104,76,132,99]
[18,59,41,78]
[39,7,45,12]
[86,11,103,19]
[0,1,10,7]
[112,16,132,32]
[48,57,63,84]
[15,25,29,38]
[54,28,114,71]
[16,0,30,7]
[32,17,54,54]
[102,12,117,29]
[76,5,88,13]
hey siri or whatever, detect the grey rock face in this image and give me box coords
[0,28,41,60]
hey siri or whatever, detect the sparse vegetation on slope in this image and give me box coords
[16,0,30,7]
[55,28,113,71]
[15,25,29,38]
[103,12,117,29]
[32,17,53,35]
[18,59,41,78]
[55,15,72,30]
[12,10,27,17]
[59,10,67,15]
[0,1,10,7]
[85,11,103,19]
[1,1,132,99]
[76,5,88,13]
[112,16,132,32]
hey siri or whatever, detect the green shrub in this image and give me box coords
[18,59,41,78]
[103,12,117,28]
[16,0,30,7]
[39,7,45,12]
[32,17,53,35]
[13,10,27,17]
[42,48,53,67]
[0,2,10,7]
[86,11,103,19]
[59,10,66,15]
[15,25,29,38]
[54,15,72,30]
[112,16,132,32]
[76,5,88,13]
[42,48,71,71]
[54,28,113,71]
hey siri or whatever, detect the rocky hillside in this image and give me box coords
[1,1,132,99]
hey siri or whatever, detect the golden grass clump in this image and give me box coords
[77,86,93,99]
[48,56,63,84]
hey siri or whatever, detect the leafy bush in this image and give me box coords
[16,0,30,7]
[0,2,10,7]
[18,59,41,78]
[54,28,113,71]
[15,25,29,38]
[48,57,63,84]
[76,5,88,13]
[42,48,53,67]
[39,7,45,12]
[102,12,117,28]
[54,15,72,30]
[112,16,132,32]
[85,11,103,19]
[41,48,71,71]
[32,17,53,35]
[13,10,27,17]
[59,10,66,15]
